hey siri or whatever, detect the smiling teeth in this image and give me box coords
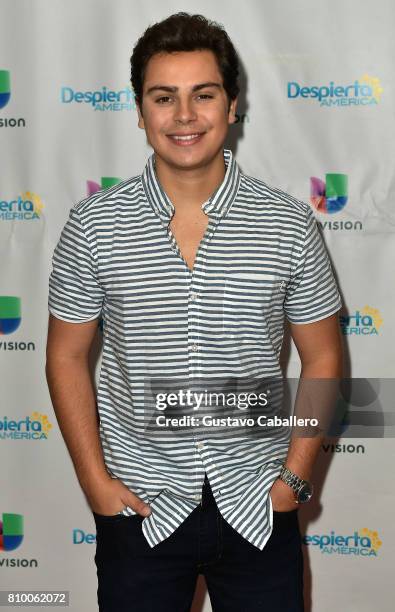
[171,134,200,140]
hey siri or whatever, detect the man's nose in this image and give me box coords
[173,97,198,123]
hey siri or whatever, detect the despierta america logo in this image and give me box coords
[61,85,135,111]
[288,74,383,107]
[303,527,382,557]
[0,191,44,220]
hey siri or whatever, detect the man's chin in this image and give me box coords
[155,146,224,172]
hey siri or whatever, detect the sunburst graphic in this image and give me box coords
[360,74,383,100]
[359,528,382,553]
[22,191,44,215]
[31,411,52,434]
[361,306,383,330]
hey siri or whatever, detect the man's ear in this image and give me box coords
[228,96,238,124]
[136,101,145,129]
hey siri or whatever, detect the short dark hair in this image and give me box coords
[130,12,239,107]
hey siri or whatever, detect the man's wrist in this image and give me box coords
[79,468,113,495]
[279,465,314,504]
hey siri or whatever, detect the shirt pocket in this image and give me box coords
[222,271,287,335]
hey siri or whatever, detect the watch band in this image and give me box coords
[279,465,313,503]
[279,466,306,492]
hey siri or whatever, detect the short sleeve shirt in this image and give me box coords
[48,149,342,550]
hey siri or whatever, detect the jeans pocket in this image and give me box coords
[272,508,299,531]
[92,511,138,524]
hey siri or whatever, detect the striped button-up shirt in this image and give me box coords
[48,149,342,550]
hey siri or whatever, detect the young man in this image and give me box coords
[46,12,343,612]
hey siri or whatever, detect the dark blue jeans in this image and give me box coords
[93,474,304,611]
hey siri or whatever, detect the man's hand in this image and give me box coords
[269,478,298,512]
[85,473,152,517]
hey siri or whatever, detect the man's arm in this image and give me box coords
[285,312,343,478]
[45,314,151,517]
[270,313,343,510]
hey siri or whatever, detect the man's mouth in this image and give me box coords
[166,132,205,146]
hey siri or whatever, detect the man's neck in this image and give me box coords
[154,149,226,212]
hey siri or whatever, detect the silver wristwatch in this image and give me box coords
[279,465,314,504]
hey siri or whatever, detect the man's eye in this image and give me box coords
[156,96,172,104]
[197,94,213,100]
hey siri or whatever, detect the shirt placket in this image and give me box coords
[186,214,220,375]
[186,214,222,504]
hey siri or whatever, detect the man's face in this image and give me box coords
[136,50,237,171]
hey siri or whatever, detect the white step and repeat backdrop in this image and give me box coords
[1,1,394,610]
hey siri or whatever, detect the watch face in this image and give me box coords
[298,483,313,503]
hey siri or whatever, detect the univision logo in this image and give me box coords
[310,173,348,214]
[0,513,38,567]
[0,70,10,109]
[87,176,122,196]
[0,296,21,334]
[0,297,35,351]
[310,173,362,230]
[322,443,365,454]
[0,513,23,551]
[0,70,26,128]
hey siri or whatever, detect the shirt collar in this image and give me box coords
[141,148,241,223]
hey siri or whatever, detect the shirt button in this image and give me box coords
[196,441,204,448]
[194,494,201,500]
[190,292,199,301]
[191,343,199,352]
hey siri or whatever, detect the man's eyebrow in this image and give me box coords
[145,82,223,95]
[192,82,222,92]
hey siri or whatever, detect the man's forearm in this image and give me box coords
[284,355,343,481]
[283,434,324,482]
[45,356,109,495]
